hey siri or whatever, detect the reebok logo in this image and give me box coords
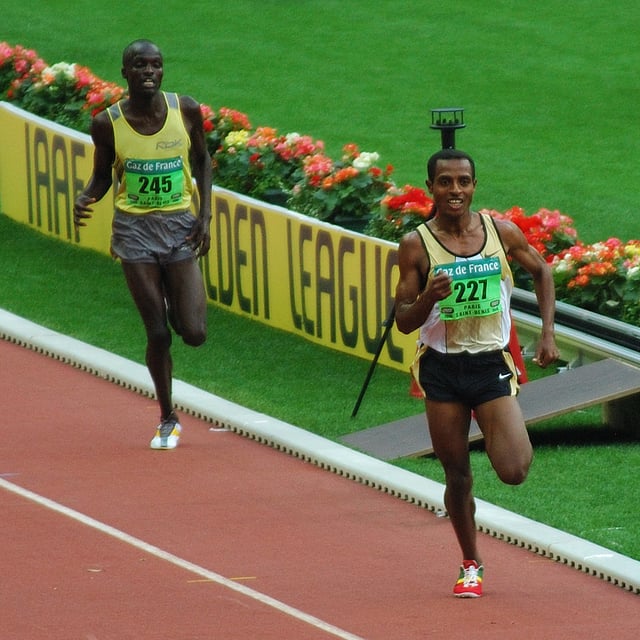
[156,139,183,150]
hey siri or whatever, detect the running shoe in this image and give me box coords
[150,415,182,450]
[453,560,483,598]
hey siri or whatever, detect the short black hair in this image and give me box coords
[426,149,475,182]
[122,39,161,67]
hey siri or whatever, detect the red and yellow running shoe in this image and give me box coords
[453,560,483,598]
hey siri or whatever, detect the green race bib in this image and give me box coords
[123,156,184,208]
[435,257,502,320]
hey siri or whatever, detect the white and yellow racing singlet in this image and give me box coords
[108,92,193,214]
[417,213,514,354]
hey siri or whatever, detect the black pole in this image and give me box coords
[351,306,396,418]
[440,128,456,149]
[350,107,465,417]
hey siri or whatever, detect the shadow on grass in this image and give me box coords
[528,424,640,449]
[463,413,639,453]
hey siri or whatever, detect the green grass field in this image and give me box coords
[3,2,640,560]
[6,1,640,242]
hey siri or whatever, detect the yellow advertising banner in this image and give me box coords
[0,102,417,371]
[204,189,416,369]
[0,102,113,254]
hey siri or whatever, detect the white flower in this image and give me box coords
[551,257,571,273]
[41,62,77,85]
[284,132,301,144]
[353,151,379,171]
[626,266,640,280]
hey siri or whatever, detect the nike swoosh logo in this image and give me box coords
[498,372,512,380]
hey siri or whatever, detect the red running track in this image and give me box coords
[0,338,637,639]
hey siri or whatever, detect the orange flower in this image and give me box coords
[342,143,359,160]
[333,166,359,183]
[572,274,591,287]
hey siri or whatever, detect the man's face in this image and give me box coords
[426,159,476,217]
[122,44,163,95]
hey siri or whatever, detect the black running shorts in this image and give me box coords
[419,347,518,407]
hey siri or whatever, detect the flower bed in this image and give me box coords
[2,41,639,325]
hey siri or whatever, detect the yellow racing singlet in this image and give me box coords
[108,92,193,214]
[416,213,514,354]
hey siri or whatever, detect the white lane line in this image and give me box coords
[1,478,366,640]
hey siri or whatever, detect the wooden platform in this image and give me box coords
[340,358,640,460]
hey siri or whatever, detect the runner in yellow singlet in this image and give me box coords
[73,40,212,450]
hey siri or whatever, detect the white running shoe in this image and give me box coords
[150,415,182,450]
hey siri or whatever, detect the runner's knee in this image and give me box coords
[495,457,531,485]
[181,328,206,347]
[145,322,172,350]
[179,321,206,347]
[444,466,474,496]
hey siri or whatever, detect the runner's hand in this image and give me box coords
[73,196,96,228]
[188,216,211,257]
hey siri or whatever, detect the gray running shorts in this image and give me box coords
[111,210,198,264]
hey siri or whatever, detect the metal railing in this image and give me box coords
[511,289,640,367]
